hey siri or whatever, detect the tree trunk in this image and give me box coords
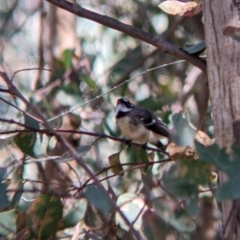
[203,1,240,239]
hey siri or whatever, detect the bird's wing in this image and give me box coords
[136,107,170,138]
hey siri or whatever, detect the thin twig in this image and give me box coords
[11,68,51,82]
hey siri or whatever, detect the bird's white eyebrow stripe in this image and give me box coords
[115,103,132,114]
[144,119,156,126]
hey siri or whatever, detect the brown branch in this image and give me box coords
[45,0,206,72]
[0,124,168,154]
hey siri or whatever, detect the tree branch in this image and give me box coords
[45,0,206,72]
[0,126,168,154]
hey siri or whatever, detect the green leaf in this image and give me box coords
[10,165,24,208]
[62,198,87,228]
[116,193,146,231]
[196,142,240,176]
[184,195,199,216]
[126,147,151,173]
[62,49,73,69]
[0,167,10,210]
[81,74,97,89]
[85,186,112,219]
[0,183,9,210]
[0,211,17,237]
[108,151,123,175]
[27,194,63,239]
[196,142,240,200]
[163,160,211,197]
[84,204,98,227]
[216,175,240,200]
[139,149,151,173]
[184,41,206,56]
[0,167,7,184]
[24,115,40,130]
[13,133,57,158]
[154,201,195,233]
[171,112,196,147]
[195,141,219,165]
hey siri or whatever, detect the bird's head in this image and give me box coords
[115,98,134,116]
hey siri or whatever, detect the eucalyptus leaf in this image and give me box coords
[171,112,196,147]
[108,151,123,175]
[10,165,24,208]
[196,142,240,176]
[24,115,40,130]
[62,198,87,228]
[13,133,57,158]
[163,160,210,197]
[0,183,9,210]
[81,75,97,89]
[0,167,10,209]
[216,175,240,200]
[27,194,63,239]
[0,211,17,237]
[154,201,195,233]
[196,142,240,200]
[85,186,112,219]
[62,49,73,69]
[184,41,206,55]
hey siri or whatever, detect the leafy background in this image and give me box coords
[0,0,227,239]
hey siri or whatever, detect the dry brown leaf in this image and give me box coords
[167,130,213,160]
[195,130,214,146]
[158,0,202,17]
[167,142,198,160]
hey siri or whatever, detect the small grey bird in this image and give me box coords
[115,98,169,149]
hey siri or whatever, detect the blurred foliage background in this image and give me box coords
[0,0,220,239]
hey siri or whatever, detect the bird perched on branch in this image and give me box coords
[115,98,170,150]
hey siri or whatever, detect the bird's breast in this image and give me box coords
[116,116,149,144]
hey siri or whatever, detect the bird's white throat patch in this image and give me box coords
[115,103,132,115]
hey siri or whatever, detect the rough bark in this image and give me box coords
[203,0,240,239]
